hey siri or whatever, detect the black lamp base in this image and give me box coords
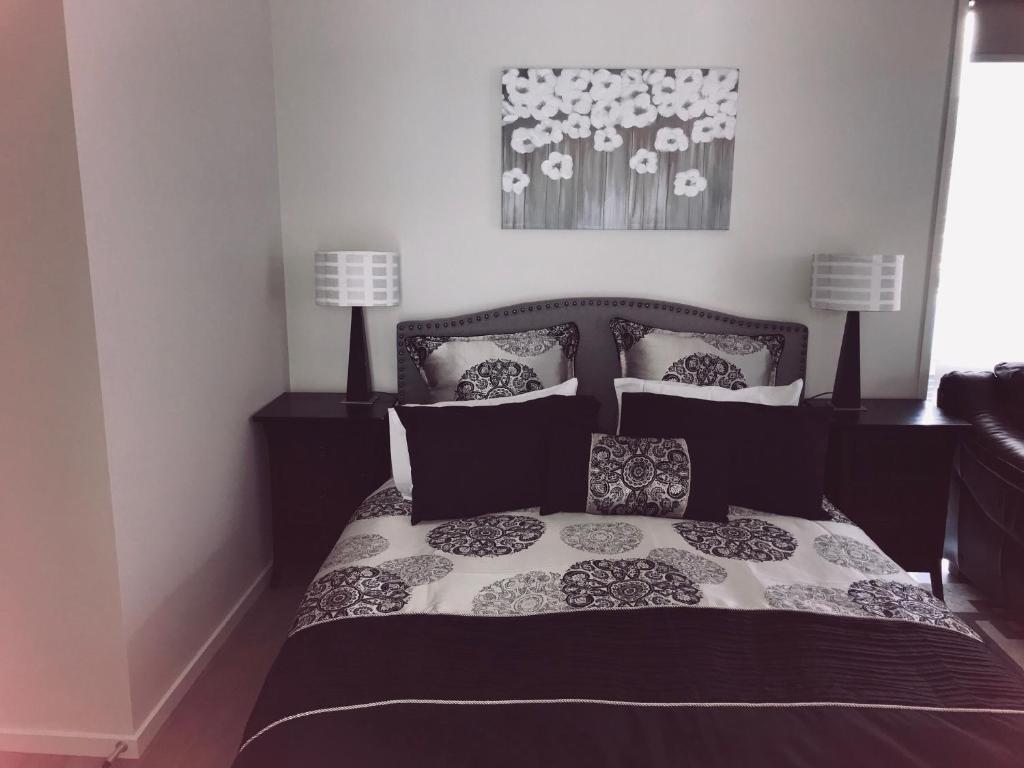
[831,310,864,411]
[346,305,373,402]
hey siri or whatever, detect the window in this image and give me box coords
[929,12,1024,390]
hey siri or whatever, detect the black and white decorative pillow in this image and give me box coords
[609,317,784,388]
[587,434,691,518]
[544,427,730,521]
[405,323,579,402]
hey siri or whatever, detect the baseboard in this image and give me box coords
[0,728,132,759]
[131,562,273,755]
[0,562,272,759]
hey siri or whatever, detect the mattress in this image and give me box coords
[234,482,1024,767]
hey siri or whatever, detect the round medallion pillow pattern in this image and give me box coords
[292,566,410,632]
[561,558,702,609]
[560,521,644,554]
[455,359,543,400]
[353,487,411,520]
[648,547,728,584]
[663,352,747,389]
[378,554,454,586]
[674,518,797,561]
[427,515,545,557]
[472,570,565,616]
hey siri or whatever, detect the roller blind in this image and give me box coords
[972,0,1024,60]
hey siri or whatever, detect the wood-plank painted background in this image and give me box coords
[500,67,738,230]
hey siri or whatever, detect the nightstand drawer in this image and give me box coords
[255,393,395,586]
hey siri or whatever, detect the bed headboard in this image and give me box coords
[396,297,808,433]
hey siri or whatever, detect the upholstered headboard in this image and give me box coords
[396,297,808,433]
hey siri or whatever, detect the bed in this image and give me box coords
[234,298,1024,767]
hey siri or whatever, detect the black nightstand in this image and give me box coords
[253,392,395,586]
[810,399,969,599]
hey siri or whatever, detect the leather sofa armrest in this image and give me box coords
[994,363,1024,428]
[938,370,998,419]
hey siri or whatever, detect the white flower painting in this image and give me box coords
[502,168,530,195]
[654,127,689,153]
[674,169,708,197]
[501,66,738,229]
[629,148,658,175]
[540,151,574,181]
[594,126,623,152]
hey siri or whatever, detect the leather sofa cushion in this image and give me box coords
[939,365,1024,476]
[938,370,997,417]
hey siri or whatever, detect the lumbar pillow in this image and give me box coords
[389,378,578,499]
[618,393,830,520]
[613,377,803,430]
[404,322,579,403]
[395,395,600,524]
[609,317,784,389]
[543,430,731,522]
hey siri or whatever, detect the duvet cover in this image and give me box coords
[235,482,1024,767]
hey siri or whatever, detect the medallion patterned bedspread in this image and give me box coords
[235,482,1024,767]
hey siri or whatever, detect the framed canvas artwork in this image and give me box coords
[500,67,738,230]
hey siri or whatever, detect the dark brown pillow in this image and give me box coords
[396,396,599,524]
[619,393,830,520]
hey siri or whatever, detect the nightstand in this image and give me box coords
[810,399,969,599]
[253,392,395,586]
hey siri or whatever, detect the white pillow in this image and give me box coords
[614,377,803,432]
[389,378,579,498]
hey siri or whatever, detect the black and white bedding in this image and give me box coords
[236,483,1024,767]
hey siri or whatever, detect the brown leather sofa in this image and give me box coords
[939,363,1024,611]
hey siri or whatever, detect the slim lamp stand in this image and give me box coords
[345,305,375,404]
[314,251,400,405]
[811,254,904,414]
[831,310,865,411]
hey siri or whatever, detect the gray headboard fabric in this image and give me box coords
[396,297,808,433]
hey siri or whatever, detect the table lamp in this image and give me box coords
[314,251,401,403]
[810,253,904,410]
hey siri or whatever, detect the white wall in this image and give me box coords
[271,0,957,398]
[0,0,133,742]
[63,0,288,732]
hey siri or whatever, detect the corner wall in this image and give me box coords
[0,0,133,744]
[63,0,289,735]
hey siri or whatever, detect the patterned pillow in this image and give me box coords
[404,323,579,403]
[609,318,784,389]
[543,431,730,521]
[587,434,692,518]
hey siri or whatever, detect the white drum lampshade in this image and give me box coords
[810,254,904,312]
[809,254,904,410]
[314,251,401,307]
[314,251,401,403]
